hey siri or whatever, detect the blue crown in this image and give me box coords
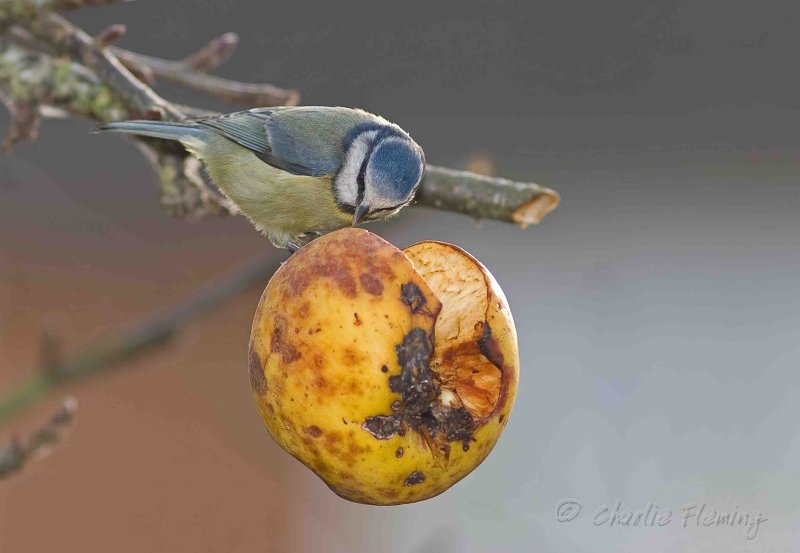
[368,139,424,201]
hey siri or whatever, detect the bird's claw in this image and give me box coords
[286,231,324,254]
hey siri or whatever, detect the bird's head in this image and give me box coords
[334,124,425,225]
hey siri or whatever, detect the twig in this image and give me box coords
[37,10,183,119]
[112,46,300,107]
[0,0,116,17]
[0,397,77,479]
[0,95,41,151]
[0,255,279,422]
[93,22,126,49]
[31,0,127,10]
[419,166,560,227]
[180,32,239,72]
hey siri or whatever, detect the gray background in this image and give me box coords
[2,1,799,551]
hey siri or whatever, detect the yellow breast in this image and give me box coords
[194,135,353,241]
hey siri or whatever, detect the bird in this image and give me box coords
[95,106,425,251]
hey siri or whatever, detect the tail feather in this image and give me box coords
[94,120,210,146]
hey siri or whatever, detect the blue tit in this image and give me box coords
[96,106,425,251]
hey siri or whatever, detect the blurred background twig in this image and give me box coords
[0,255,278,423]
[0,397,77,478]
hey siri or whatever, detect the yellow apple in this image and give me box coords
[249,228,518,505]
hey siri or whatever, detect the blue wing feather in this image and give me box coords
[262,114,339,176]
[197,107,377,177]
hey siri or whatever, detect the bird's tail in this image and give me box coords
[94,120,211,147]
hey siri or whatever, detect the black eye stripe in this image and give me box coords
[355,153,368,207]
[362,206,403,221]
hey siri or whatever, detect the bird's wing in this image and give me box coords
[196,106,378,177]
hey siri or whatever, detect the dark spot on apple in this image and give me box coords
[395,447,404,458]
[348,441,369,455]
[360,273,384,296]
[404,471,426,486]
[362,414,405,440]
[303,425,323,438]
[342,347,360,365]
[270,315,301,363]
[284,244,357,298]
[347,379,361,394]
[301,437,320,458]
[363,326,476,452]
[400,282,427,313]
[429,403,475,450]
[381,365,389,373]
[314,374,330,392]
[248,348,268,394]
[478,321,505,370]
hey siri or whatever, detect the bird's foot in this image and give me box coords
[285,231,324,254]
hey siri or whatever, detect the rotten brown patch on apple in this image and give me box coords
[303,425,323,438]
[404,471,426,486]
[271,315,301,364]
[360,273,384,296]
[249,348,268,395]
[362,282,478,454]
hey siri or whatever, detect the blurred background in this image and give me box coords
[1,1,798,551]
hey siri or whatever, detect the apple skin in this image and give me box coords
[249,228,519,505]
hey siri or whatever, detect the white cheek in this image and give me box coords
[334,131,377,206]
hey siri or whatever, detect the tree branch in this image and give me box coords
[112,45,300,107]
[7,5,183,120]
[0,397,77,479]
[0,0,559,226]
[26,0,128,10]
[0,255,278,422]
[109,32,300,107]
[419,165,560,227]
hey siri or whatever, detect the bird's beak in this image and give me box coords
[353,204,369,225]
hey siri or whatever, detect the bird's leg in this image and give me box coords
[286,231,324,254]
